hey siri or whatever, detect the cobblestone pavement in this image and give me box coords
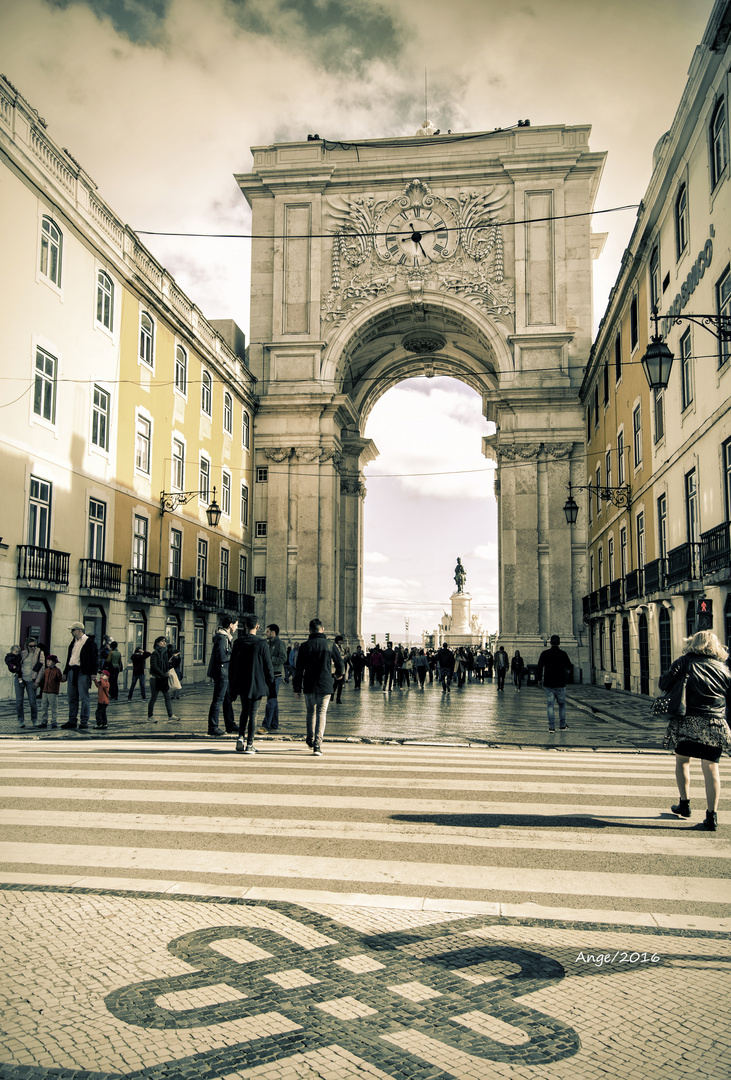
[0,886,729,1080]
[0,677,666,750]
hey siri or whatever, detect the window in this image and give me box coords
[88,498,106,561]
[220,547,229,592]
[34,347,57,424]
[724,439,731,521]
[595,465,602,516]
[172,438,185,491]
[133,515,148,570]
[685,468,699,545]
[255,521,268,538]
[632,406,642,469]
[135,414,151,474]
[605,450,612,492]
[254,575,266,594]
[239,554,247,595]
[717,267,731,367]
[588,481,593,525]
[686,601,696,638]
[636,511,645,570]
[653,388,665,443]
[657,494,668,560]
[620,526,628,579]
[608,536,615,582]
[586,408,592,442]
[91,385,110,451]
[649,246,660,312]
[603,362,609,405]
[599,620,605,671]
[40,216,62,286]
[630,294,638,351]
[28,476,51,547]
[241,482,249,527]
[201,371,212,416]
[96,271,114,330]
[169,528,182,579]
[593,384,599,428]
[139,312,154,368]
[243,411,250,449]
[598,546,604,587]
[659,607,672,673]
[199,456,210,501]
[680,329,693,410]
[193,618,206,663]
[710,98,728,189]
[175,345,188,394]
[675,183,688,258]
[609,617,616,672]
[223,393,233,435]
[256,466,268,483]
[617,430,625,485]
[614,332,622,382]
[197,538,208,582]
[222,470,231,517]
[589,553,595,592]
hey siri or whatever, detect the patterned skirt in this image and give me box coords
[663,713,731,761]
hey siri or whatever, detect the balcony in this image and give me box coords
[582,595,591,622]
[17,545,70,586]
[624,568,643,601]
[79,558,122,593]
[701,522,731,576]
[666,542,702,587]
[239,593,256,615]
[165,576,194,604]
[643,558,665,594]
[127,568,160,601]
[609,578,623,606]
[202,583,219,609]
[589,590,599,613]
[598,585,608,610]
[219,588,240,611]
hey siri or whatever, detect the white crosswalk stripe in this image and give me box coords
[0,740,728,925]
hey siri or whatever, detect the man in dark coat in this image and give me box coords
[61,622,99,730]
[229,614,276,754]
[207,615,238,737]
[536,635,573,732]
[293,618,343,756]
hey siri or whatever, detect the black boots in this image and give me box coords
[703,811,718,831]
[671,799,691,817]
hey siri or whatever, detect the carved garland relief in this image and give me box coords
[323,179,515,322]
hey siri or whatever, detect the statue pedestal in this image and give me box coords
[442,591,484,647]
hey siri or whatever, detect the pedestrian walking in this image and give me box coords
[38,654,63,728]
[485,649,494,680]
[94,670,110,728]
[331,635,346,702]
[414,649,428,688]
[536,635,573,731]
[106,641,122,700]
[207,616,238,736]
[511,650,525,691]
[17,636,45,727]
[369,645,383,687]
[167,643,183,699]
[293,618,343,756]
[661,630,731,832]
[229,614,276,754]
[474,650,487,682]
[494,646,509,691]
[260,623,287,731]
[351,646,366,689]
[437,644,454,693]
[61,623,98,730]
[147,636,180,723]
[382,644,396,692]
[128,647,151,700]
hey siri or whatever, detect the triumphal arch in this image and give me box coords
[236,125,605,659]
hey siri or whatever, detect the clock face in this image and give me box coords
[375,205,456,266]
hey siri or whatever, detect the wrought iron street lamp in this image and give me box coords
[563,480,631,525]
[639,307,731,390]
[160,487,222,528]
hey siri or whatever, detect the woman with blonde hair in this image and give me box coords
[661,630,731,831]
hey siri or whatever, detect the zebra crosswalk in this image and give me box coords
[0,739,728,926]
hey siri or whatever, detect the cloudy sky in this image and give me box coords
[0,0,714,639]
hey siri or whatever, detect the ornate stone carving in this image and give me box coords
[402,332,446,354]
[544,442,574,460]
[499,443,542,461]
[341,476,367,498]
[292,447,321,463]
[320,448,344,469]
[263,447,291,463]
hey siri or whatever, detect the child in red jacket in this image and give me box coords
[39,654,64,729]
[94,670,110,729]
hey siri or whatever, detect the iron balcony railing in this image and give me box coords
[701,522,731,575]
[219,588,239,611]
[666,542,702,587]
[609,578,623,606]
[643,557,665,594]
[165,576,194,604]
[589,590,599,613]
[624,568,643,601]
[79,558,122,592]
[127,568,160,601]
[582,595,591,622]
[202,583,219,608]
[17,545,70,585]
[239,593,256,615]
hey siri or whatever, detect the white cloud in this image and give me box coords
[471,543,498,562]
[364,551,389,563]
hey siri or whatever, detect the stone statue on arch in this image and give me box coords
[454,557,467,594]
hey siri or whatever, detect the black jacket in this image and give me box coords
[229,634,276,702]
[293,633,343,695]
[659,654,731,721]
[536,646,572,687]
[207,629,232,680]
[64,636,99,677]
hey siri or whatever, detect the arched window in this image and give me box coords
[201,371,212,416]
[96,271,114,330]
[675,183,688,258]
[710,98,728,189]
[242,410,250,449]
[175,345,188,394]
[139,312,154,367]
[223,392,233,434]
[40,216,62,286]
[659,606,672,673]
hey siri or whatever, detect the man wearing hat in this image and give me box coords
[61,622,98,730]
